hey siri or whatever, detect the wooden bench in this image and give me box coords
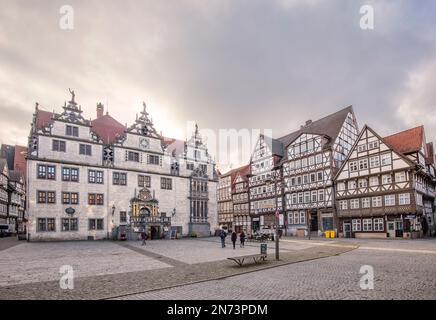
[227,254,267,267]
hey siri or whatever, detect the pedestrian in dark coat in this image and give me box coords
[220,230,227,248]
[141,231,147,246]
[240,231,245,248]
[231,231,237,249]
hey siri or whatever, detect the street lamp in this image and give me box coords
[265,165,281,261]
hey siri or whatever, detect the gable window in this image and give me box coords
[128,151,140,162]
[369,156,380,168]
[359,159,368,170]
[395,171,406,182]
[368,141,378,150]
[66,125,79,137]
[52,139,66,152]
[79,144,92,156]
[349,161,358,172]
[161,177,172,190]
[382,174,392,184]
[148,154,160,165]
[358,144,367,152]
[380,153,392,166]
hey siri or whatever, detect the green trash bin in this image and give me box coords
[260,243,267,254]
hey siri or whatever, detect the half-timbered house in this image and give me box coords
[335,125,435,238]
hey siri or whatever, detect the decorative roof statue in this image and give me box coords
[68,88,75,103]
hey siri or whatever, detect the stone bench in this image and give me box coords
[227,254,267,267]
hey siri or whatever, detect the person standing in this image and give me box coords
[240,231,245,248]
[231,231,237,249]
[220,229,227,248]
[141,230,147,246]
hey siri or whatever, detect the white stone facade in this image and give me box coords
[26,93,217,241]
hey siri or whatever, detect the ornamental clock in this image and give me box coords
[139,138,149,149]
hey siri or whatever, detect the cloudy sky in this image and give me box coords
[1,0,435,171]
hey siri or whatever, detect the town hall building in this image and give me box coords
[26,90,218,241]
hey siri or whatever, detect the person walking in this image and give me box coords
[220,229,227,248]
[231,231,237,249]
[240,231,245,248]
[141,230,147,246]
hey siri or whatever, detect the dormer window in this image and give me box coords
[66,125,79,137]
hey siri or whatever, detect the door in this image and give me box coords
[387,222,395,238]
[395,220,403,238]
[343,223,352,238]
[150,226,161,239]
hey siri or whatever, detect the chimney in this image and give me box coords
[305,120,312,126]
[96,103,104,118]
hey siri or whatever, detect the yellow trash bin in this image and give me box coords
[330,230,336,238]
[325,230,331,238]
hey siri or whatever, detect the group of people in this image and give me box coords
[219,230,247,249]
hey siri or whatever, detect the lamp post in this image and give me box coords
[265,165,281,261]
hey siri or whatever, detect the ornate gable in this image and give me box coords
[53,89,90,126]
[127,102,160,139]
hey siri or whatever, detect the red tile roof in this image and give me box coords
[35,110,54,130]
[91,114,125,145]
[383,126,424,154]
[14,145,27,178]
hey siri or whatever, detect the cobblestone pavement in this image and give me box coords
[115,247,436,300]
[0,236,23,252]
[0,239,354,299]
[0,241,170,286]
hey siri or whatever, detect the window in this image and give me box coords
[373,218,384,231]
[297,176,302,185]
[395,171,406,182]
[66,125,79,137]
[359,159,368,170]
[200,164,207,173]
[372,196,382,207]
[120,211,127,223]
[303,175,308,184]
[62,192,79,204]
[309,156,315,166]
[369,156,379,168]
[299,211,306,224]
[368,141,378,150]
[161,177,172,190]
[350,199,359,209]
[288,213,293,225]
[363,219,372,231]
[113,172,127,185]
[88,170,104,184]
[358,179,368,188]
[358,144,367,152]
[337,182,345,191]
[298,193,303,204]
[382,174,392,184]
[399,193,410,205]
[62,218,78,231]
[315,154,322,164]
[352,219,361,231]
[349,161,358,172]
[88,193,104,205]
[187,163,194,170]
[369,176,379,186]
[79,144,92,156]
[138,175,151,187]
[292,193,297,204]
[62,167,79,182]
[52,139,66,152]
[37,218,56,232]
[37,191,56,204]
[317,171,323,181]
[339,200,348,210]
[89,219,104,230]
[148,154,160,165]
[304,192,310,203]
[384,195,395,206]
[318,189,324,202]
[348,180,356,190]
[310,173,316,183]
[37,165,56,180]
[294,212,299,224]
[380,153,391,166]
[128,151,140,162]
[362,198,370,208]
[311,191,317,202]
